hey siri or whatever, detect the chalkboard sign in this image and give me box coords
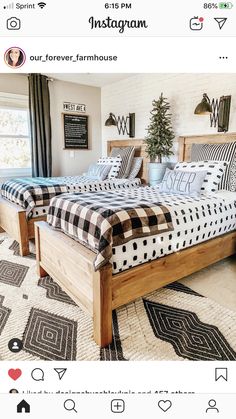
[63,113,88,149]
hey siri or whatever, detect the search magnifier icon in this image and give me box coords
[64,399,77,413]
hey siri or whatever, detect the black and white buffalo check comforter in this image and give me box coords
[47,189,174,270]
[1,176,141,218]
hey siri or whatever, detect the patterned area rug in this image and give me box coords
[0,235,235,361]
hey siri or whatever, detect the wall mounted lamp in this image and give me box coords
[105,112,135,138]
[194,93,231,132]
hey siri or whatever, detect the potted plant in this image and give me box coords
[145,93,175,186]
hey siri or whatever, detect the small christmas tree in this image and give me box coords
[145,93,175,163]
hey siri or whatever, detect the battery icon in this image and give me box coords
[219,2,233,8]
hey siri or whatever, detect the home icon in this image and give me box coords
[17,400,30,413]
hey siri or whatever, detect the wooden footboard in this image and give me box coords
[0,197,46,256]
[35,222,113,347]
[35,221,236,347]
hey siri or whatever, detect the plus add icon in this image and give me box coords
[111,399,125,413]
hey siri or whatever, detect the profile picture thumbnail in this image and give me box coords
[4,47,26,68]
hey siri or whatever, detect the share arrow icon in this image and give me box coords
[214,17,228,29]
[54,368,67,380]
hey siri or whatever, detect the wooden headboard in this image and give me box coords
[179,133,236,161]
[107,139,148,183]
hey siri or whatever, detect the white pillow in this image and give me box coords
[127,157,143,179]
[87,163,111,181]
[159,168,208,196]
[174,161,227,194]
[97,156,122,179]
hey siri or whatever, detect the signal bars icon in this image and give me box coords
[3,2,14,9]
[38,2,46,8]
[3,1,46,9]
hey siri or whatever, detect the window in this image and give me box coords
[0,93,31,177]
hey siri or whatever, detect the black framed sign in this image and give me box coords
[63,113,89,149]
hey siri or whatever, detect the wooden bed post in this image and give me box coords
[17,211,30,257]
[35,224,48,278]
[93,264,113,347]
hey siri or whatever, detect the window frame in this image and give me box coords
[0,92,32,178]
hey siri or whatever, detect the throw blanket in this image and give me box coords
[1,178,67,217]
[47,190,174,270]
[1,176,141,218]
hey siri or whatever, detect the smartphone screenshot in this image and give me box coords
[0,0,235,417]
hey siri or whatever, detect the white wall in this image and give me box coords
[49,79,101,176]
[0,74,102,179]
[0,74,28,96]
[102,73,236,161]
[1,73,236,181]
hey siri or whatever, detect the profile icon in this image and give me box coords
[206,399,219,413]
[9,389,19,394]
[4,47,26,68]
[8,337,23,353]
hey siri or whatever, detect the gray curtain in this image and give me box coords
[29,74,52,177]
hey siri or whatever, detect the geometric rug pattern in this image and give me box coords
[0,295,11,335]
[164,282,204,297]
[9,240,35,259]
[0,235,235,361]
[38,277,77,306]
[0,260,29,287]
[23,308,77,360]
[144,300,236,361]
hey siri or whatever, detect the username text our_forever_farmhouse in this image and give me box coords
[88,16,148,33]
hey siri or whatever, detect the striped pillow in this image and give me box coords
[191,142,236,191]
[97,156,122,179]
[111,146,135,178]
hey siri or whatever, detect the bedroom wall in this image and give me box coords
[49,79,101,176]
[0,74,102,179]
[0,74,28,95]
[101,73,236,161]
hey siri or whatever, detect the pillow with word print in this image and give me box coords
[174,161,227,194]
[159,168,208,196]
[97,155,122,179]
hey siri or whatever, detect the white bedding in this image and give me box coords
[111,189,236,274]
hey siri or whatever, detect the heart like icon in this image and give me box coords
[158,400,172,412]
[8,368,22,381]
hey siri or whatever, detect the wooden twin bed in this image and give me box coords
[34,133,236,347]
[0,139,147,256]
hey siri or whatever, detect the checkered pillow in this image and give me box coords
[174,161,227,194]
[97,156,122,179]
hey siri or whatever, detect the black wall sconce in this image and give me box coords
[194,93,231,132]
[105,112,135,138]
